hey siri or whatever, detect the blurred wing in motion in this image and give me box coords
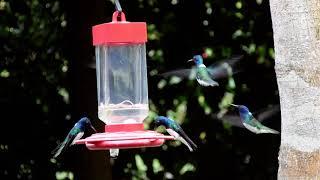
[256,104,280,122]
[160,67,197,80]
[207,55,243,79]
[215,114,244,128]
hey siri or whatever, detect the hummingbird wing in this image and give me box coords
[215,114,244,127]
[256,104,280,122]
[207,55,243,79]
[159,67,197,80]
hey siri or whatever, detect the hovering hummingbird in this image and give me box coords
[52,117,97,158]
[230,104,279,134]
[160,54,242,87]
[155,116,197,151]
[213,104,280,128]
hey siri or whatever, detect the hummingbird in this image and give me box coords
[160,54,242,87]
[213,104,280,128]
[155,116,197,151]
[230,104,279,134]
[52,117,97,158]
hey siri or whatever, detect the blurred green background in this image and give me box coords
[0,0,280,179]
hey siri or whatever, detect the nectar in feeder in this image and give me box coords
[76,11,173,157]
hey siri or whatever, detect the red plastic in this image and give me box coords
[92,11,147,45]
[75,123,174,150]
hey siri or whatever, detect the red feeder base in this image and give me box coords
[75,123,174,150]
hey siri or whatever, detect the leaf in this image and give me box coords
[179,163,196,175]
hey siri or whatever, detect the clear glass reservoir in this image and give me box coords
[95,44,148,124]
[92,11,148,127]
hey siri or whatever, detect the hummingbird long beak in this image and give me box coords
[90,125,97,133]
[230,104,239,108]
[187,59,194,63]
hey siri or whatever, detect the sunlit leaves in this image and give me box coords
[179,163,196,175]
[18,163,32,179]
[57,87,69,104]
[219,92,235,109]
[1,1,71,178]
[199,131,207,143]
[232,29,243,39]
[135,155,147,172]
[157,79,167,89]
[235,1,242,9]
[148,49,164,62]
[198,94,212,115]
[152,159,164,174]
[169,76,182,85]
[124,155,150,179]
[166,99,187,123]
[256,0,263,5]
[0,144,8,152]
[55,171,74,180]
[242,43,256,54]
[204,47,214,58]
[147,24,161,41]
[0,69,10,78]
[0,0,6,10]
[269,48,275,59]
[171,0,178,5]
[235,12,244,19]
[132,155,149,180]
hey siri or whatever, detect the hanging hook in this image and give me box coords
[114,0,123,21]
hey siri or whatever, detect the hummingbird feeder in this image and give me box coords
[75,11,173,156]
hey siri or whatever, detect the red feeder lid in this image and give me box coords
[75,123,174,150]
[92,11,147,45]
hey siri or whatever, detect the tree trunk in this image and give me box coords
[269,0,320,179]
[66,0,112,179]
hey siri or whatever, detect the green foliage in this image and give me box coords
[1,0,70,179]
[1,0,280,179]
[120,0,279,179]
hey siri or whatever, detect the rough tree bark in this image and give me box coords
[269,0,320,179]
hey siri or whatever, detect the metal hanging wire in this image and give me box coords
[114,0,122,12]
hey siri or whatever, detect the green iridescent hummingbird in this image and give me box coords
[213,104,280,128]
[52,117,97,158]
[230,104,279,134]
[161,54,242,87]
[155,116,197,151]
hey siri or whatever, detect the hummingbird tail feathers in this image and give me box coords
[51,135,74,159]
[177,129,198,151]
[166,128,197,152]
[176,136,194,152]
[261,126,279,134]
[51,140,68,159]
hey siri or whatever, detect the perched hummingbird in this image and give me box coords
[52,117,97,158]
[160,54,242,87]
[230,104,279,134]
[155,116,197,151]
